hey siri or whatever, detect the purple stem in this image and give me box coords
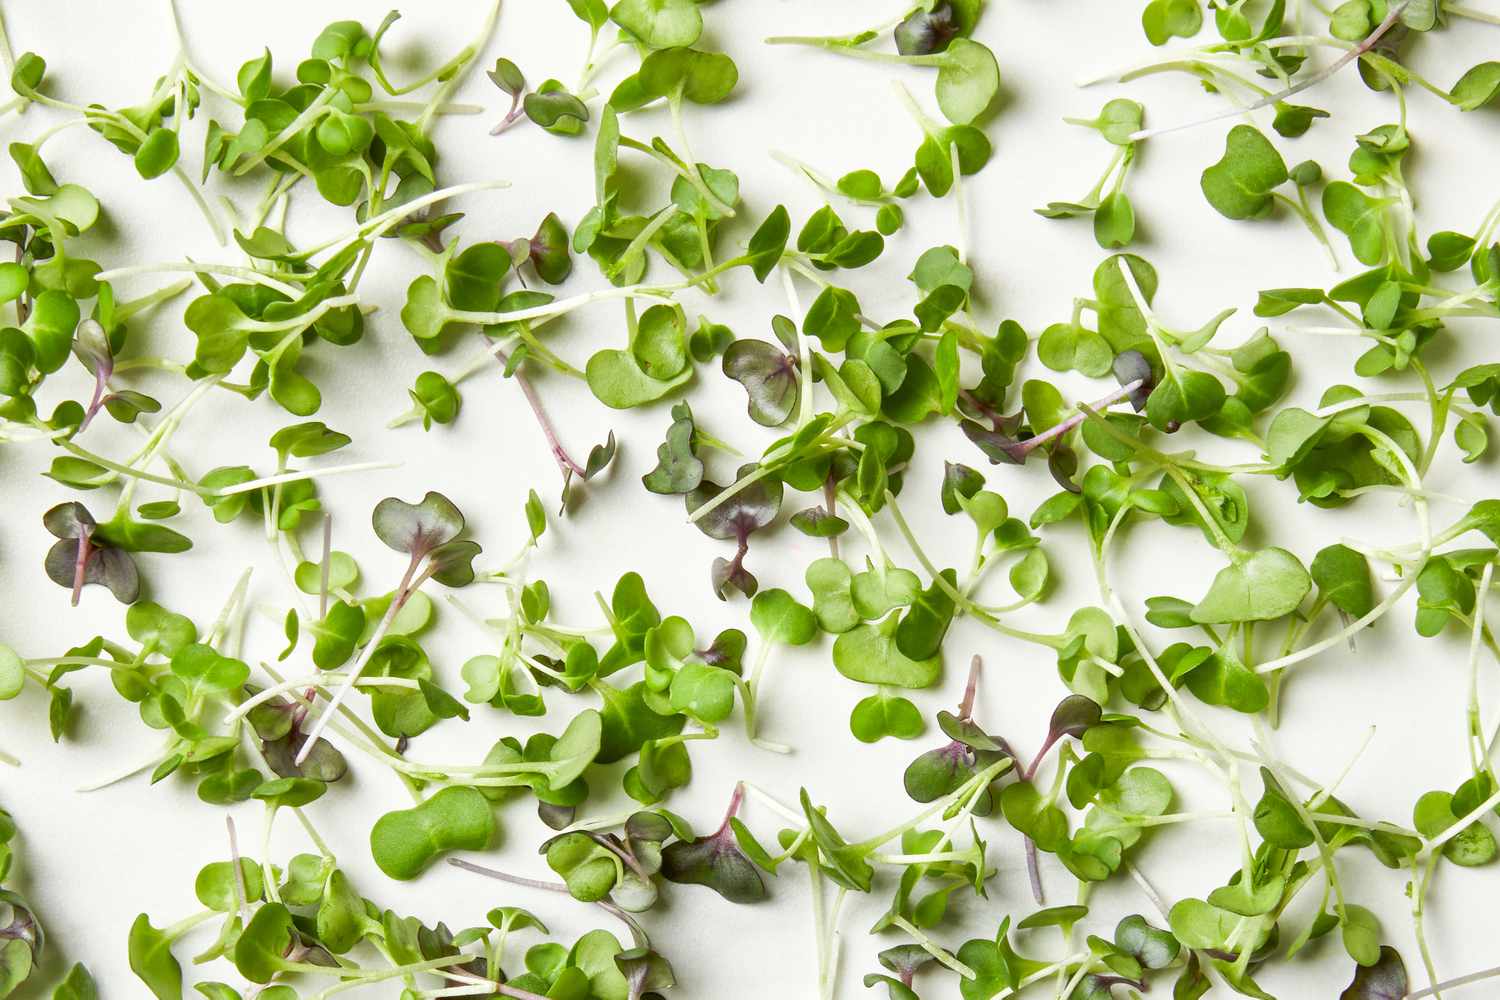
[1024,837,1045,905]
[1016,378,1143,459]
[70,532,93,607]
[595,831,654,883]
[490,92,526,136]
[729,530,750,575]
[493,345,587,479]
[722,782,746,828]
[497,985,554,1000]
[78,370,110,433]
[381,553,425,619]
[450,857,569,894]
[958,388,1001,421]
[957,655,981,721]
[1020,732,1061,783]
[449,858,651,948]
[714,528,754,598]
[1017,707,1072,905]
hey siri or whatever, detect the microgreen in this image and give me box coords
[0,807,58,998]
[1040,100,1144,248]
[295,491,480,762]
[1200,125,1337,264]
[660,785,768,902]
[766,15,999,126]
[685,463,784,599]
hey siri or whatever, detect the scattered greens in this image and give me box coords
[1,1,1499,998]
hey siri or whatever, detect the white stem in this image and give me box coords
[298,181,510,260]
[1407,963,1500,999]
[95,261,303,297]
[1424,784,1500,855]
[950,140,969,264]
[997,952,1094,999]
[213,461,400,497]
[295,572,411,765]
[781,265,815,428]
[743,781,809,827]
[1308,726,1376,810]
[889,914,977,978]
[1127,3,1408,141]
[1254,576,1417,673]
[450,282,676,325]
[76,747,167,792]
[226,673,420,723]
[1125,861,1172,920]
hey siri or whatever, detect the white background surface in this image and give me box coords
[2,1,1499,996]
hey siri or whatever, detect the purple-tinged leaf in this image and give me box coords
[723,339,798,427]
[372,491,465,558]
[1339,946,1406,1000]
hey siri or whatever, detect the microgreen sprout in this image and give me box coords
[296,492,481,763]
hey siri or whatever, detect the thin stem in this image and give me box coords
[1273,188,1340,269]
[806,848,831,1000]
[295,181,509,261]
[448,282,675,327]
[215,461,400,497]
[1468,563,1495,772]
[739,637,792,753]
[1025,838,1045,904]
[450,858,569,894]
[1019,379,1144,457]
[296,555,421,763]
[959,655,981,720]
[75,748,170,791]
[1127,3,1410,141]
[889,914,977,980]
[998,952,1095,1000]
[1424,783,1500,854]
[226,674,419,722]
[1307,812,1419,838]
[884,493,1065,648]
[449,858,650,945]
[491,345,586,479]
[1253,575,1417,674]
[686,465,772,524]
[950,139,969,262]
[319,513,333,619]
[96,262,302,297]
[235,90,335,175]
[1407,963,1500,999]
[743,781,808,827]
[850,759,1011,854]
[261,806,283,903]
[781,265,815,428]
